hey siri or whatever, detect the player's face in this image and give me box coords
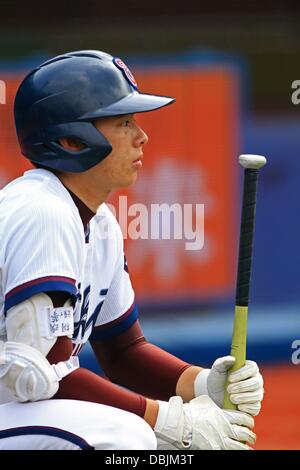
[93,114,148,188]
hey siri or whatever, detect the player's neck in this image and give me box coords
[57,172,111,212]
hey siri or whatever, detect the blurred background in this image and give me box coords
[0,0,300,449]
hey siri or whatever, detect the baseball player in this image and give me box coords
[0,50,264,450]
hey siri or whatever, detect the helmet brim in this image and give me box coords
[79,91,175,120]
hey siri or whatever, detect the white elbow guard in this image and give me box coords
[0,341,78,402]
[1,293,79,402]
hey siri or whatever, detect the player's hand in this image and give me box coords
[194,356,264,416]
[154,395,256,450]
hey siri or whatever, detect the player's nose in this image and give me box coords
[135,125,148,147]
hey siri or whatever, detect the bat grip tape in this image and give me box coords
[235,169,258,307]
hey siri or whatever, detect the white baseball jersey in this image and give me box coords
[0,169,137,355]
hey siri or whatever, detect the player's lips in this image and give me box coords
[132,154,143,168]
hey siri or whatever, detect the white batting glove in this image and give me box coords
[154,395,256,450]
[194,356,264,416]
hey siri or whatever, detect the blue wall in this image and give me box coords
[244,118,300,306]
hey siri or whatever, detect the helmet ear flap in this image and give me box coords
[23,122,112,173]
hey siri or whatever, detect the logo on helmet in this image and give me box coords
[113,57,138,90]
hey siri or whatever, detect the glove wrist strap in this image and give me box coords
[154,400,170,431]
[52,356,79,381]
[194,368,210,397]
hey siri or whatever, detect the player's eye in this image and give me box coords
[123,119,131,127]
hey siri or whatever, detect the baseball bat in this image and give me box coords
[223,154,267,410]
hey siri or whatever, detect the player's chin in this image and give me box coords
[129,167,140,183]
[127,175,138,187]
[118,172,139,188]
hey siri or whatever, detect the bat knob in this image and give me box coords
[238,154,267,169]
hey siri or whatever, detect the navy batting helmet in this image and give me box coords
[14,50,175,173]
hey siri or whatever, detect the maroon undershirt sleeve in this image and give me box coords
[90,320,191,401]
[47,336,147,417]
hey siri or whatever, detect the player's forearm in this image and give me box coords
[94,338,191,401]
[54,366,147,417]
[144,399,159,429]
[47,336,148,419]
[55,367,161,430]
[105,343,203,403]
[175,365,203,402]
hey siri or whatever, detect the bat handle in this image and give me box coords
[223,307,248,410]
[223,168,257,409]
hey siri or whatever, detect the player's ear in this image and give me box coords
[58,137,86,152]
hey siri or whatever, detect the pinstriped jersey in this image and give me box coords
[0,169,137,353]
